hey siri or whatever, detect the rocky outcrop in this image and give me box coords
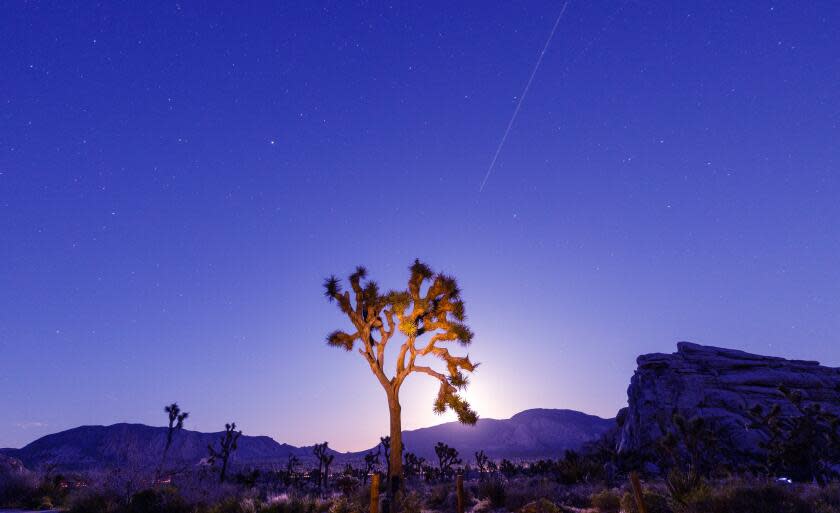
[617,342,840,457]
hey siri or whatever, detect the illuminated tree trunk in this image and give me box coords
[387,389,403,491]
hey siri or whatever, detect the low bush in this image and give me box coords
[519,498,561,513]
[620,488,672,513]
[804,481,840,513]
[395,490,423,513]
[682,481,811,513]
[475,478,506,508]
[590,488,621,513]
[65,489,122,513]
[128,487,191,513]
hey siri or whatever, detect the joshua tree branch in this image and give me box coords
[411,364,448,383]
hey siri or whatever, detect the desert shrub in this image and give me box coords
[665,468,710,508]
[128,487,191,513]
[425,483,454,510]
[335,474,359,497]
[519,498,561,513]
[504,486,534,512]
[590,488,621,513]
[808,482,840,513]
[682,481,811,513]
[556,450,603,484]
[262,496,327,513]
[620,489,672,513]
[66,489,122,513]
[395,490,423,513]
[557,483,600,509]
[204,497,247,513]
[327,496,358,513]
[476,478,506,508]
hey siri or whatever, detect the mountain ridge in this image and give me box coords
[0,408,614,471]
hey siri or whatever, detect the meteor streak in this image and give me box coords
[479,2,569,193]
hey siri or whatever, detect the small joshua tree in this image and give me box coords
[475,450,489,480]
[404,452,425,480]
[434,442,461,480]
[207,422,242,483]
[285,454,300,487]
[324,453,335,490]
[499,459,518,479]
[323,260,479,490]
[362,448,380,485]
[157,402,188,479]
[380,436,392,479]
[313,442,334,490]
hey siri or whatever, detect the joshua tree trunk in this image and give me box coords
[220,457,229,483]
[387,391,403,492]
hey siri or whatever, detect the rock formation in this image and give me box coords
[617,342,840,458]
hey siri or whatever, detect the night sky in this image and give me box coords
[2,1,839,451]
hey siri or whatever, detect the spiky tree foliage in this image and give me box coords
[475,450,489,480]
[156,402,189,480]
[434,442,462,480]
[207,423,242,483]
[323,260,479,488]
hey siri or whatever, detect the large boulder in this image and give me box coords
[616,342,840,457]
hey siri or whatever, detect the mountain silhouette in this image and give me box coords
[1,409,614,471]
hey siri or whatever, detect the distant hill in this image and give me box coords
[391,409,614,461]
[0,423,335,472]
[0,409,614,472]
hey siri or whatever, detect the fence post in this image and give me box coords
[629,471,648,513]
[456,472,464,513]
[370,473,380,513]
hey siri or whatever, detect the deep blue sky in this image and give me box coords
[1,1,838,451]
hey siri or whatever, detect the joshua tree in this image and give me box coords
[207,422,242,483]
[285,454,300,487]
[434,442,462,480]
[475,450,489,479]
[156,402,188,479]
[362,448,380,485]
[324,453,335,489]
[380,436,392,479]
[404,452,425,480]
[323,260,479,490]
[313,442,334,490]
[499,459,518,479]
